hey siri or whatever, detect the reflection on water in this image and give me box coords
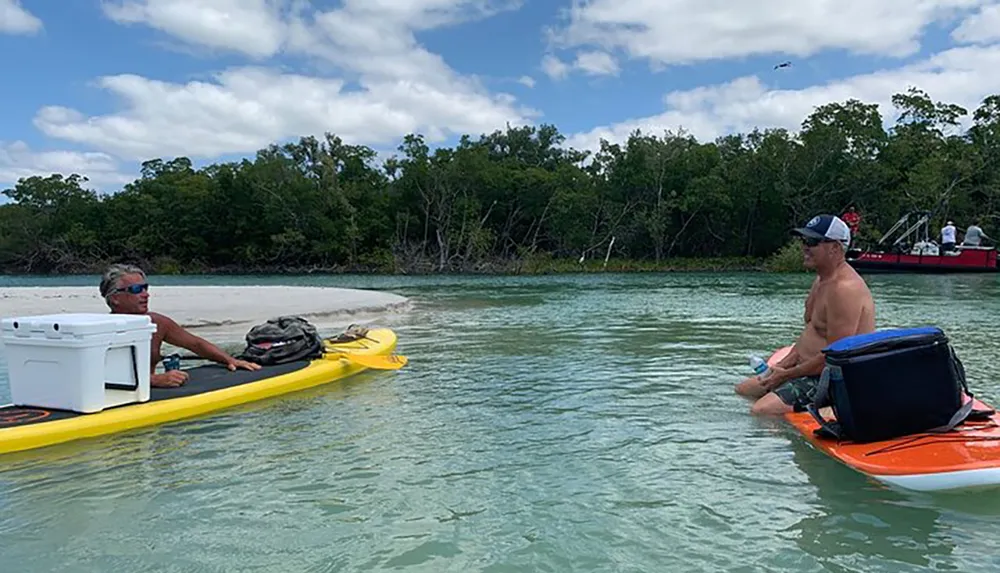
[787,437,954,572]
[783,431,1000,572]
[1,271,999,572]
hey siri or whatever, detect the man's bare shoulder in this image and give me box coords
[148,312,180,331]
[829,267,873,302]
[840,266,871,288]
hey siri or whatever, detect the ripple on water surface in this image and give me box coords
[2,272,1000,571]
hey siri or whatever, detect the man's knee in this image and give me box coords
[735,377,766,399]
[750,393,793,416]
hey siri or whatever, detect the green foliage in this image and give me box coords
[764,242,808,273]
[2,89,1000,275]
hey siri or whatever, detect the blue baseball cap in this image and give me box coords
[792,214,851,248]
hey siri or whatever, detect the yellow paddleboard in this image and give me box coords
[0,327,399,455]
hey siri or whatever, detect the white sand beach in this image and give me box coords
[0,286,412,347]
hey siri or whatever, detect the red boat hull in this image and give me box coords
[848,248,998,273]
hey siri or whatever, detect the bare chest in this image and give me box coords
[805,285,831,334]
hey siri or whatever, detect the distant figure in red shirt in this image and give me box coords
[842,205,861,239]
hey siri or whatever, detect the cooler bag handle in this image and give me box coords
[806,366,845,440]
[924,399,974,435]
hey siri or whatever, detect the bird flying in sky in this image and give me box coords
[774,61,792,70]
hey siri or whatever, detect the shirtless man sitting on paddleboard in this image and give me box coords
[100,263,260,388]
[735,214,876,415]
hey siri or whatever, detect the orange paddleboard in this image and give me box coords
[769,346,1000,492]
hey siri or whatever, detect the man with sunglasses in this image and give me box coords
[735,214,876,415]
[99,264,261,388]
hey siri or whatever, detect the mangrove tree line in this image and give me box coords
[1,87,999,274]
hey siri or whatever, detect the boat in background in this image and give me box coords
[846,211,998,273]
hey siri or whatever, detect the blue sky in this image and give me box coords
[3,0,1000,193]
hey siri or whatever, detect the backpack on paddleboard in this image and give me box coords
[806,326,985,443]
[238,316,324,366]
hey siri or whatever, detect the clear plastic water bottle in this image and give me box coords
[749,355,772,379]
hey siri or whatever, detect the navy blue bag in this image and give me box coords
[806,326,980,443]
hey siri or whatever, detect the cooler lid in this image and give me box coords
[0,313,154,338]
[823,326,945,357]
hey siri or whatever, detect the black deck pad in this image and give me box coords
[149,360,311,400]
[0,360,312,429]
[0,407,78,428]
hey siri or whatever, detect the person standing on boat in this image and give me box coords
[99,263,261,388]
[941,220,957,253]
[962,221,992,247]
[841,205,861,239]
[735,214,876,415]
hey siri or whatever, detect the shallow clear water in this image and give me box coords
[2,271,1000,572]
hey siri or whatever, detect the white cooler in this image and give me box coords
[0,313,158,413]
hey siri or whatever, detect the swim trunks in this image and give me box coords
[773,375,822,412]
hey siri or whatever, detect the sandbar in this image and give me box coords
[0,286,411,347]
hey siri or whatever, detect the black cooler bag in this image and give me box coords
[806,326,973,443]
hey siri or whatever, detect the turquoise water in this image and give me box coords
[2,271,1000,572]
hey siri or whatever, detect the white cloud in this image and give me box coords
[23,0,1000,181]
[0,141,132,190]
[541,54,570,79]
[564,44,1000,153]
[0,0,42,34]
[101,0,287,58]
[548,0,992,69]
[35,67,535,161]
[101,0,523,66]
[573,51,619,76]
[31,0,536,162]
[952,4,1000,43]
[542,50,618,79]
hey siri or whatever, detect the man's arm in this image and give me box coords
[763,352,827,389]
[155,313,240,367]
[764,282,866,388]
[774,345,800,369]
[772,279,818,371]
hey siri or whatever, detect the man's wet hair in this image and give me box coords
[99,263,147,298]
